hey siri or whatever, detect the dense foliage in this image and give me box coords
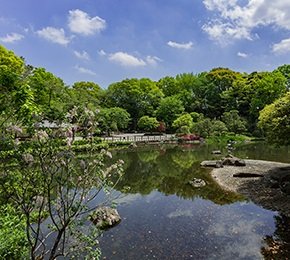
[1,44,290,140]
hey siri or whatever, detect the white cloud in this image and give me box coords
[98,49,107,56]
[108,52,146,67]
[167,41,193,49]
[68,9,106,36]
[106,51,161,67]
[74,50,90,60]
[237,52,248,58]
[202,0,290,44]
[0,32,24,43]
[37,27,70,45]
[74,65,96,76]
[146,55,162,66]
[272,38,290,54]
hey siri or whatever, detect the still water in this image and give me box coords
[99,143,290,259]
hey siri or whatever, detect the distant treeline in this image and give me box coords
[1,44,290,144]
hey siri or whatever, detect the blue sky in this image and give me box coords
[1,0,290,88]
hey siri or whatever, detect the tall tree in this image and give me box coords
[157,76,180,97]
[175,73,209,114]
[258,92,290,145]
[27,68,70,121]
[104,78,163,129]
[0,45,38,127]
[156,95,184,131]
[70,81,103,110]
[205,67,244,118]
[274,64,290,89]
[97,107,130,135]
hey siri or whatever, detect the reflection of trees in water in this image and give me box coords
[113,146,244,204]
[261,214,290,259]
[171,150,198,169]
[137,150,160,163]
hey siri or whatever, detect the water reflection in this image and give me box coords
[99,143,290,259]
[113,145,244,204]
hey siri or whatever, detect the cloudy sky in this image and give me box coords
[1,0,290,88]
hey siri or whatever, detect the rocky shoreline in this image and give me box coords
[208,159,290,217]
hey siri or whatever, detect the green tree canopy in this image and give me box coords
[97,107,131,135]
[157,76,180,97]
[70,81,102,110]
[222,110,247,134]
[0,45,38,126]
[105,78,163,129]
[137,116,159,132]
[172,113,193,134]
[27,68,70,121]
[155,96,184,131]
[258,92,290,145]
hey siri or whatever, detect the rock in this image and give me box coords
[212,150,222,155]
[189,178,206,188]
[233,172,263,178]
[222,155,246,166]
[200,160,223,168]
[281,182,290,195]
[129,143,137,148]
[265,179,280,189]
[90,206,121,229]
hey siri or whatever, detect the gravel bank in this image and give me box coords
[210,160,290,216]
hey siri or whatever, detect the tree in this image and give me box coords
[172,113,193,134]
[66,106,99,138]
[27,68,70,121]
[155,96,184,131]
[175,73,209,113]
[222,110,247,134]
[0,129,124,259]
[192,118,212,138]
[210,120,228,136]
[97,107,131,135]
[104,78,163,129]
[258,92,290,145]
[70,81,103,110]
[157,76,180,97]
[205,68,244,118]
[0,45,38,127]
[137,116,159,132]
[274,64,290,89]
[193,118,228,137]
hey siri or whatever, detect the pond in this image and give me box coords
[99,143,290,259]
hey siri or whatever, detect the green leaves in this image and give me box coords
[0,205,28,259]
[156,96,184,131]
[259,92,290,145]
[105,78,163,129]
[137,116,159,132]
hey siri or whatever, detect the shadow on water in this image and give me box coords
[97,143,290,259]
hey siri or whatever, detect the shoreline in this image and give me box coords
[209,160,290,217]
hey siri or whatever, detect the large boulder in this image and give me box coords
[200,160,223,168]
[267,166,290,195]
[90,206,121,229]
[222,155,246,166]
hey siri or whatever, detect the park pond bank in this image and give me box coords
[98,143,290,259]
[210,160,290,217]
